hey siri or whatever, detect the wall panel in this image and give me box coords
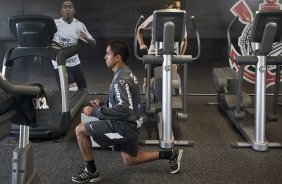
[0,0,274,40]
[0,0,23,40]
[23,0,61,18]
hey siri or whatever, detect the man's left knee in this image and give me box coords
[75,122,86,136]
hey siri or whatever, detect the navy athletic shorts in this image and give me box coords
[85,120,140,157]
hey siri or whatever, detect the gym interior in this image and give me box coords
[1,0,282,183]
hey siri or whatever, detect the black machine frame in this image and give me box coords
[0,15,87,183]
[134,9,200,148]
[152,9,186,43]
[9,15,57,47]
[250,10,282,43]
[212,10,282,151]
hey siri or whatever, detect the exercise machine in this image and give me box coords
[0,14,87,183]
[212,10,282,151]
[2,15,87,139]
[0,72,42,183]
[134,9,200,149]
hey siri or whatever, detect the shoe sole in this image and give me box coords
[72,177,102,183]
[90,176,103,183]
[170,149,183,174]
[72,173,102,183]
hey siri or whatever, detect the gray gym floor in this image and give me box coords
[0,38,282,183]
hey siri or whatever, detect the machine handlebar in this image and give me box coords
[0,73,41,95]
[134,15,144,62]
[227,16,239,63]
[142,55,193,64]
[56,45,81,66]
[190,16,201,61]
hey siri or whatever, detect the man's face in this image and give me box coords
[61,1,75,19]
[104,46,118,69]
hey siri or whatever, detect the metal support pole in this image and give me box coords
[253,43,267,151]
[19,125,29,148]
[160,21,175,149]
[161,54,173,148]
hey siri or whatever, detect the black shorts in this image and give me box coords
[85,120,140,157]
[54,64,87,89]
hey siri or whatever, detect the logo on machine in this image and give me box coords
[33,96,49,109]
[259,66,267,73]
[230,0,282,87]
[22,31,39,35]
[164,65,171,72]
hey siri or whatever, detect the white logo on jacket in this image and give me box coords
[125,83,133,109]
[114,84,123,105]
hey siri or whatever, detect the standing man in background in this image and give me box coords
[136,0,187,94]
[52,0,96,91]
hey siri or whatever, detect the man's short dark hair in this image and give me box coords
[166,0,180,8]
[61,0,75,7]
[108,40,130,63]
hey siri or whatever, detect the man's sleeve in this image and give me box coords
[79,22,94,41]
[91,80,133,120]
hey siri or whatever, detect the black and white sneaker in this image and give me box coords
[72,169,102,183]
[169,149,183,174]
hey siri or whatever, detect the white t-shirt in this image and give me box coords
[52,18,93,69]
[138,14,187,55]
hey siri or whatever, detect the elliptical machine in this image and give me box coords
[134,9,200,149]
[212,10,282,151]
